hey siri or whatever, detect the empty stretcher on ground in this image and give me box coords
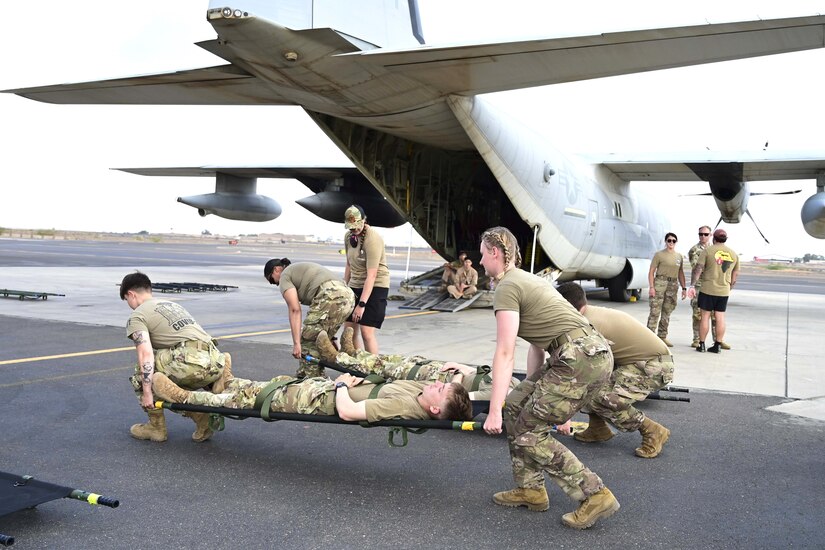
[0,289,65,300]
[151,282,238,293]
[0,471,119,547]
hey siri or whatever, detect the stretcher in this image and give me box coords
[0,471,119,546]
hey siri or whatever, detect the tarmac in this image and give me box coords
[1,237,824,548]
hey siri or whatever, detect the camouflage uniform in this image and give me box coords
[185,376,337,414]
[688,242,716,342]
[647,276,679,338]
[297,280,356,379]
[129,340,226,395]
[588,356,674,431]
[335,351,518,399]
[504,333,613,500]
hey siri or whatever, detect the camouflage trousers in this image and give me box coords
[297,280,356,379]
[335,351,516,400]
[647,277,679,338]
[588,356,675,432]
[129,340,226,400]
[690,281,717,341]
[185,376,336,416]
[504,333,613,501]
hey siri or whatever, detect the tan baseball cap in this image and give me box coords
[344,205,365,230]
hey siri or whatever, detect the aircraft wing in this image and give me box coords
[583,151,825,182]
[5,14,825,105]
[117,166,359,193]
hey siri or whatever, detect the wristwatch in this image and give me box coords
[358,300,367,307]
[335,381,347,390]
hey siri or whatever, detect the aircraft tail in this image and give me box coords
[208,0,424,49]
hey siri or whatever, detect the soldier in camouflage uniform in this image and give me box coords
[150,371,473,423]
[688,226,721,347]
[646,232,686,347]
[557,283,673,458]
[120,271,229,444]
[265,258,356,379]
[314,329,519,400]
[478,226,619,530]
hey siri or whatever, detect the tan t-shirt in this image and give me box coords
[493,269,587,350]
[697,243,740,297]
[584,305,669,364]
[126,298,212,349]
[452,265,478,287]
[651,249,684,279]
[279,262,338,305]
[345,227,390,289]
[348,380,429,422]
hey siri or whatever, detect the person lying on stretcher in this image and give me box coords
[315,328,520,401]
[150,369,473,423]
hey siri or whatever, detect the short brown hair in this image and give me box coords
[119,271,152,300]
[439,383,473,420]
[556,282,587,310]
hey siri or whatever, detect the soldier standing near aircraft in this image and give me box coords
[688,226,724,348]
[120,271,230,443]
[646,232,686,347]
[265,258,356,379]
[557,282,673,458]
[690,228,740,353]
[343,205,390,354]
[479,226,619,530]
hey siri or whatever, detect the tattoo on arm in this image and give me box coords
[141,361,154,385]
[131,331,149,346]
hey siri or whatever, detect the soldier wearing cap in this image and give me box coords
[264,258,356,379]
[688,225,721,348]
[689,228,740,353]
[343,205,390,353]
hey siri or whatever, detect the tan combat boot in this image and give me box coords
[189,412,213,443]
[561,487,620,529]
[635,417,671,458]
[212,352,234,394]
[574,414,614,443]
[315,330,339,362]
[129,409,168,442]
[340,327,357,355]
[151,372,192,403]
[492,487,549,512]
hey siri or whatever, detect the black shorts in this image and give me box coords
[352,287,389,328]
[697,292,729,312]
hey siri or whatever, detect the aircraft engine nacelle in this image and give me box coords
[801,192,825,238]
[177,193,282,222]
[296,191,406,228]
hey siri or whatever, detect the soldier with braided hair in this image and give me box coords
[478,226,619,530]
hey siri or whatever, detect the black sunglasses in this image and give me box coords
[666,239,677,243]
[267,273,278,285]
[698,232,710,236]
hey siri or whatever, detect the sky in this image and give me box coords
[2,0,825,258]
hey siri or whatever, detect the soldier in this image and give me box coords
[440,251,467,291]
[646,232,686,347]
[120,271,230,443]
[447,256,479,299]
[689,228,740,353]
[343,205,390,354]
[688,226,724,348]
[265,258,356,379]
[479,226,619,530]
[557,282,673,458]
[150,371,473,423]
[314,328,519,400]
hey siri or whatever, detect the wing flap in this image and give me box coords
[354,15,825,96]
[3,65,292,105]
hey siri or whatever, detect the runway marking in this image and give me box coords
[0,310,440,365]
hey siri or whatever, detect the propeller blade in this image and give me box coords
[745,209,770,244]
[750,190,801,196]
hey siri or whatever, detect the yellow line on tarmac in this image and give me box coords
[0,310,440,366]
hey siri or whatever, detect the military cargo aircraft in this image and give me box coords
[6,1,825,300]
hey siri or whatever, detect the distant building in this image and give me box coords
[752,255,794,264]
